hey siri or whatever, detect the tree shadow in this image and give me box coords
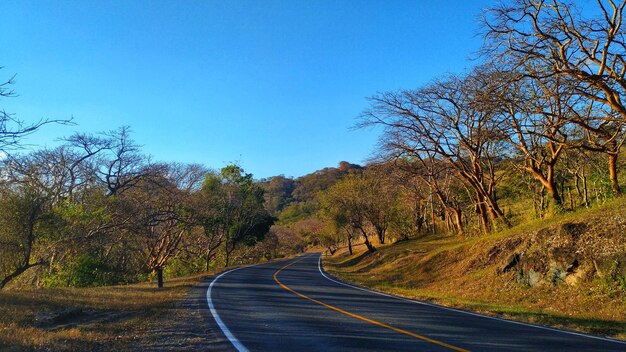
[329,250,373,269]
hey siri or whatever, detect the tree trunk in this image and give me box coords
[156,267,164,288]
[347,236,353,255]
[416,215,424,234]
[477,199,491,235]
[452,208,464,236]
[363,237,376,252]
[536,185,546,217]
[574,175,582,206]
[568,187,574,210]
[533,188,541,218]
[360,228,376,253]
[224,242,231,268]
[487,200,511,228]
[377,228,385,244]
[545,182,562,209]
[0,261,46,289]
[528,165,562,210]
[608,153,622,197]
[583,174,589,207]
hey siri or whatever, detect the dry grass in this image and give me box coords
[324,198,626,340]
[0,272,213,351]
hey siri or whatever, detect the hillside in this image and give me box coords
[323,198,626,340]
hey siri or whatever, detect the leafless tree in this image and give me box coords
[483,0,626,195]
[95,126,154,196]
[1,70,72,154]
[361,70,510,234]
[490,70,582,210]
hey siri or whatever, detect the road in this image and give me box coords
[206,253,626,351]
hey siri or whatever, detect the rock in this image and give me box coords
[500,253,520,273]
[491,220,625,289]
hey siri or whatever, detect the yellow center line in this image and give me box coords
[273,258,470,352]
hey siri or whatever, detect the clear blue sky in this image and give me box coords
[1,0,494,179]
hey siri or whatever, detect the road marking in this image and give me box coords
[273,258,470,352]
[207,267,250,352]
[206,256,306,351]
[316,254,626,346]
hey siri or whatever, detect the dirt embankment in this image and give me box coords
[481,216,626,289]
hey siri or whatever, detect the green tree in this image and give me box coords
[319,174,378,252]
[201,166,274,267]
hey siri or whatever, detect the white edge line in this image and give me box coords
[206,255,310,352]
[317,254,626,345]
[207,266,251,352]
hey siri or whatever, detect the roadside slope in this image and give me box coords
[323,199,626,340]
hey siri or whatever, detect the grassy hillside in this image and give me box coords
[0,273,214,351]
[323,198,626,340]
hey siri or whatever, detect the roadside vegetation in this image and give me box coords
[295,0,626,340]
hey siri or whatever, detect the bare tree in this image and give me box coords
[491,71,582,211]
[95,126,154,196]
[121,165,195,288]
[1,70,72,154]
[567,102,626,195]
[0,150,73,289]
[483,0,626,195]
[361,70,510,234]
[391,158,467,236]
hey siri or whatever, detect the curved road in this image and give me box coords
[206,253,626,351]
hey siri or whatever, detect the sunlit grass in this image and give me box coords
[324,198,626,340]
[0,272,213,351]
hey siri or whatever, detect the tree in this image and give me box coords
[319,174,381,252]
[361,70,510,234]
[483,0,626,196]
[0,70,71,155]
[259,175,295,215]
[567,103,626,196]
[95,126,155,196]
[269,225,305,255]
[317,227,341,255]
[359,166,400,244]
[392,157,467,236]
[122,177,185,288]
[491,71,582,212]
[0,187,49,288]
[291,218,325,247]
[0,149,80,289]
[201,166,274,267]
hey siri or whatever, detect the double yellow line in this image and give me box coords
[273,258,470,352]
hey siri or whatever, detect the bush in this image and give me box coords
[42,254,129,288]
[163,256,206,278]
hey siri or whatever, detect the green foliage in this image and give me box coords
[258,175,296,215]
[199,165,274,266]
[43,254,129,288]
[278,201,318,224]
[163,256,207,278]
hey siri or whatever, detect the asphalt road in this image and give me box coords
[206,253,626,351]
